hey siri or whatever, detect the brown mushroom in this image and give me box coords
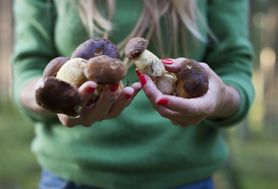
[176,60,209,98]
[35,77,82,117]
[125,37,209,98]
[43,57,69,78]
[125,37,149,59]
[125,37,165,77]
[84,55,126,85]
[35,38,127,117]
[36,57,87,116]
[72,38,120,59]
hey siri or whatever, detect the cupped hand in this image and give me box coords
[58,81,142,128]
[137,58,240,128]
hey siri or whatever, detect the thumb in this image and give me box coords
[161,58,186,73]
[78,81,98,106]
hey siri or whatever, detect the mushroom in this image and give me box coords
[125,37,165,77]
[35,38,127,117]
[72,38,126,101]
[85,55,126,85]
[56,58,87,88]
[125,37,208,98]
[36,57,84,117]
[36,77,83,117]
[43,57,69,78]
[72,38,120,59]
[175,59,209,98]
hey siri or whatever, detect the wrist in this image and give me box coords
[210,85,241,119]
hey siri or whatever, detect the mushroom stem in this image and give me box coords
[133,50,165,78]
[125,37,209,98]
[133,49,177,95]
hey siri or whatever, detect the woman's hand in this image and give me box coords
[57,81,142,128]
[137,58,241,127]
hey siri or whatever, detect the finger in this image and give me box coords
[161,57,186,73]
[35,77,44,90]
[155,105,203,125]
[57,113,80,128]
[93,83,121,120]
[108,87,135,117]
[57,81,97,128]
[124,82,142,102]
[78,81,97,106]
[137,72,162,104]
[108,81,142,118]
[155,94,213,117]
[130,82,142,93]
[155,105,184,120]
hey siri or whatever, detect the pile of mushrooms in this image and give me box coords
[36,39,126,117]
[36,37,209,117]
[125,37,209,98]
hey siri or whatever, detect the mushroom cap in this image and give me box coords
[56,58,87,87]
[43,57,70,78]
[125,37,149,59]
[176,60,209,98]
[84,55,126,85]
[72,38,120,60]
[35,77,83,117]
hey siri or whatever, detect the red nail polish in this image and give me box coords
[161,58,173,65]
[135,69,141,77]
[86,86,95,93]
[138,74,147,86]
[125,94,132,100]
[157,98,168,106]
[110,83,119,92]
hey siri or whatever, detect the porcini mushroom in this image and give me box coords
[125,37,208,98]
[72,38,120,59]
[35,38,127,117]
[36,57,84,117]
[43,57,69,78]
[56,58,87,88]
[85,55,126,85]
[36,77,83,117]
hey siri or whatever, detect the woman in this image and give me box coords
[12,0,254,188]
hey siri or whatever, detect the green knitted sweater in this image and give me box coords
[12,0,254,188]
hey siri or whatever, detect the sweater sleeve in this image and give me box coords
[12,0,58,122]
[201,0,255,127]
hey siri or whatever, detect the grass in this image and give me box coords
[1,98,278,189]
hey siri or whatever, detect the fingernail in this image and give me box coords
[86,86,95,93]
[110,83,120,92]
[135,69,141,77]
[157,98,168,106]
[161,58,173,65]
[138,74,147,86]
[125,94,132,100]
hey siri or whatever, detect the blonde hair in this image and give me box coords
[74,0,210,56]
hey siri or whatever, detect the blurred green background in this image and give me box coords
[1,0,278,189]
